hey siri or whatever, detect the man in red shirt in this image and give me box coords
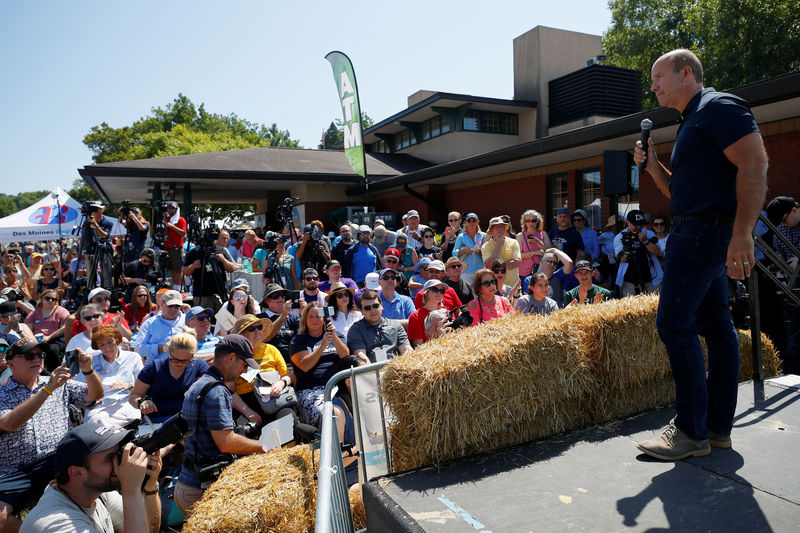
[413,260,462,311]
[163,201,187,290]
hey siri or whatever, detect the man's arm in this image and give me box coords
[211,429,265,455]
[723,131,768,279]
[0,364,73,431]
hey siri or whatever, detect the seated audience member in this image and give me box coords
[290,302,349,426]
[28,261,62,302]
[347,289,411,363]
[135,290,185,365]
[121,247,158,288]
[129,332,208,424]
[377,268,414,326]
[468,268,514,325]
[613,209,663,296]
[0,340,102,532]
[0,339,10,385]
[24,289,69,371]
[66,288,132,344]
[19,423,162,533]
[76,325,143,426]
[231,315,296,427]
[326,283,361,342]
[408,256,431,300]
[123,285,158,333]
[260,285,302,367]
[482,216,522,287]
[353,272,379,307]
[214,286,255,335]
[331,355,366,447]
[517,209,551,278]
[490,259,521,304]
[424,309,452,340]
[174,335,264,516]
[380,248,410,296]
[185,306,220,361]
[0,301,35,346]
[564,260,612,307]
[65,304,105,353]
[300,268,327,306]
[443,256,474,305]
[319,260,357,293]
[393,234,419,282]
[413,260,462,311]
[408,279,449,347]
[523,248,574,307]
[416,227,442,260]
[515,272,559,316]
[230,278,261,314]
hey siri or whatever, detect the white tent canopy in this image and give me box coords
[0,187,125,244]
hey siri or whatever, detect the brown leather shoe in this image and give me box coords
[636,422,711,461]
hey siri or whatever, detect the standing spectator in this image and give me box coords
[416,228,442,260]
[572,209,600,261]
[371,222,396,260]
[515,272,559,315]
[0,340,102,532]
[453,213,485,285]
[120,205,151,263]
[468,268,514,325]
[393,234,419,282]
[300,268,327,306]
[613,209,663,296]
[182,230,239,312]
[633,49,767,460]
[397,210,429,250]
[652,216,671,258]
[482,217,522,287]
[295,224,331,275]
[240,229,263,259]
[548,208,584,262]
[407,279,448,347]
[348,289,412,363]
[439,211,463,262]
[162,201,187,291]
[319,260,357,293]
[342,225,381,286]
[135,290,186,365]
[517,209,551,278]
[443,256,474,305]
[597,215,622,285]
[564,260,612,306]
[330,225,354,266]
[377,268,415,326]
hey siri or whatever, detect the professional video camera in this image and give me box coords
[728,279,750,329]
[188,214,220,248]
[150,200,168,248]
[447,304,473,329]
[186,215,228,300]
[276,196,301,223]
[620,230,637,255]
[118,199,132,221]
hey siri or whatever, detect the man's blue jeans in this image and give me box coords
[656,220,739,440]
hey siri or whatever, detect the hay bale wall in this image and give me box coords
[382,294,780,471]
[184,445,366,533]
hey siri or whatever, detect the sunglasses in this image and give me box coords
[335,292,349,299]
[169,357,192,365]
[423,234,434,239]
[14,351,44,361]
[653,222,665,226]
[384,258,398,264]
[467,219,477,223]
[233,295,248,301]
[427,287,445,294]
[448,218,460,222]
[245,324,263,332]
[381,275,396,281]
[92,297,110,303]
[140,260,153,266]
[268,293,286,299]
[190,314,210,322]
[43,296,57,302]
[42,268,55,272]
[524,219,535,224]
[361,303,381,311]
[82,314,102,321]
[305,276,319,281]
[481,279,498,287]
[166,304,181,309]
[448,264,462,269]
[492,269,507,274]
[136,294,149,298]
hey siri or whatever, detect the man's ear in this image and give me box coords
[67,464,86,482]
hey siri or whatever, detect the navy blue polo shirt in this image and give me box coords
[669,88,759,218]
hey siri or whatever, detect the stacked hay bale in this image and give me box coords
[382,294,780,471]
[183,445,367,533]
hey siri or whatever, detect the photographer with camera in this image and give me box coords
[613,210,663,297]
[174,335,264,517]
[295,224,331,277]
[20,423,162,533]
[182,225,238,313]
[121,248,158,290]
[120,204,150,264]
[0,340,103,532]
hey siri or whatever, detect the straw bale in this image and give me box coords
[383,294,781,470]
[736,329,781,379]
[349,489,366,530]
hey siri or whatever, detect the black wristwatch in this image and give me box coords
[81,369,95,376]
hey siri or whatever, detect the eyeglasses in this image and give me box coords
[16,351,44,361]
[166,304,181,309]
[361,303,381,311]
[481,279,498,287]
[420,267,428,271]
[190,314,210,322]
[245,324,263,332]
[92,297,110,303]
[43,296,57,302]
[381,274,396,280]
[82,314,102,321]
[305,276,319,281]
[492,269,507,274]
[427,287,445,294]
[335,292,349,299]
[169,357,192,365]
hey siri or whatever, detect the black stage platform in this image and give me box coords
[363,378,800,532]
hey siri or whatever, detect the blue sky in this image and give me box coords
[0,1,612,196]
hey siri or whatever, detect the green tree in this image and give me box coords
[317,113,374,150]
[0,190,52,218]
[603,0,800,108]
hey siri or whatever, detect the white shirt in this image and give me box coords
[20,483,124,533]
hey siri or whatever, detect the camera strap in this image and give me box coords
[187,373,228,467]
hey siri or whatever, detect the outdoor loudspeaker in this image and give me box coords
[603,150,632,196]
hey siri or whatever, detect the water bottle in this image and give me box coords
[242,257,252,273]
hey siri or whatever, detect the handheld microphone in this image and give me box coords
[638,119,653,174]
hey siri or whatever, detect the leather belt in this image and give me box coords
[672,213,735,226]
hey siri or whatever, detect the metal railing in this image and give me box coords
[315,361,391,533]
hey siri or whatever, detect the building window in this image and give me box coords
[463,111,480,131]
[431,116,441,137]
[422,121,430,141]
[501,114,517,134]
[463,110,517,134]
[578,168,602,228]
[547,173,569,229]
[481,112,499,133]
[441,117,450,134]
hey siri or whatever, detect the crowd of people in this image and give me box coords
[0,186,797,531]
